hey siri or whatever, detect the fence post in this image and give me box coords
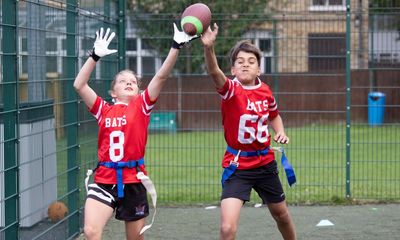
[272,19,279,99]
[2,0,19,239]
[65,0,79,237]
[345,0,352,199]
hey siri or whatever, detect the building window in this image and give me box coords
[46,56,58,73]
[263,57,272,74]
[22,37,28,52]
[310,0,345,11]
[81,38,93,52]
[308,33,346,72]
[21,55,28,74]
[259,39,272,52]
[141,38,153,51]
[19,36,65,75]
[127,57,137,73]
[46,38,58,52]
[62,39,66,50]
[313,0,343,5]
[142,56,156,75]
[257,38,273,74]
[126,38,137,51]
[125,37,161,77]
[19,37,28,75]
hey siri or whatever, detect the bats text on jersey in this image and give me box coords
[105,115,127,128]
[246,99,269,113]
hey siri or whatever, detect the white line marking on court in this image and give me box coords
[204,206,217,210]
[316,219,334,227]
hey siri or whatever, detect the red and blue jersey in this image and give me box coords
[217,77,279,170]
[89,89,156,184]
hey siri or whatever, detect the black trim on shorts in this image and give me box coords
[87,184,116,208]
[87,183,149,221]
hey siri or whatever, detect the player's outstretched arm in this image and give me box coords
[147,23,197,101]
[201,23,226,89]
[270,115,290,144]
[74,28,117,109]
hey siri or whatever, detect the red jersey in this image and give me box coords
[217,77,279,170]
[89,89,156,184]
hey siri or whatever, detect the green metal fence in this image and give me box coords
[0,0,120,239]
[0,0,399,239]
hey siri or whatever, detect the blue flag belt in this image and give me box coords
[99,158,145,198]
[226,145,270,157]
[221,146,296,187]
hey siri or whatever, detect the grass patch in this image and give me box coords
[57,124,400,205]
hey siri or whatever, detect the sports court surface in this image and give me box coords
[76,203,400,239]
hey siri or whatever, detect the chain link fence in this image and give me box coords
[0,0,399,239]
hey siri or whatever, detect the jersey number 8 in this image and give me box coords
[109,130,125,162]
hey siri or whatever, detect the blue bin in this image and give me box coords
[368,92,386,126]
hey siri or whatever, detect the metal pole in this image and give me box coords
[369,5,376,92]
[345,0,352,199]
[65,0,79,237]
[272,19,279,100]
[2,0,19,238]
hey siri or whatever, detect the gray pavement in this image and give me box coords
[76,204,400,240]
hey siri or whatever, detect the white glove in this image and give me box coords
[172,23,199,49]
[90,27,117,61]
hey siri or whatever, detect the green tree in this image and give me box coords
[369,0,400,38]
[369,0,400,9]
[128,0,279,74]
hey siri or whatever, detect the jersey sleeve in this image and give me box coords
[216,77,235,101]
[89,96,108,124]
[268,96,279,119]
[141,89,157,116]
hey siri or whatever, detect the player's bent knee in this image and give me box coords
[220,222,237,237]
[273,210,291,224]
[84,225,102,240]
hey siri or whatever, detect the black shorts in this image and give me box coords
[221,160,285,204]
[87,183,149,221]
